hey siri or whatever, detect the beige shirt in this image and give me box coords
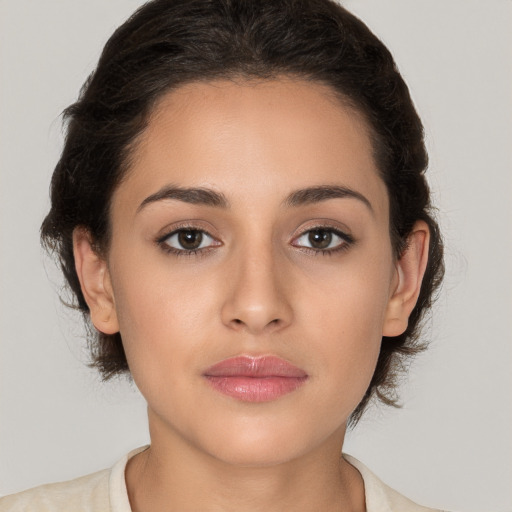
[0,447,444,511]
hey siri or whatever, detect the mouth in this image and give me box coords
[203,355,308,402]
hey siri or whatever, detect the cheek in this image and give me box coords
[297,242,393,339]
[110,258,192,354]
[109,250,230,396]
[306,288,384,373]
[295,251,393,404]
[110,231,393,417]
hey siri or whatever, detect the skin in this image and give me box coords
[74,78,429,512]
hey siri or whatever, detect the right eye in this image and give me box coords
[161,229,217,253]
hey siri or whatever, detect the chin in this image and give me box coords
[210,438,307,468]
[199,416,336,468]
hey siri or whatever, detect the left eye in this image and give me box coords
[294,228,347,250]
[163,229,216,251]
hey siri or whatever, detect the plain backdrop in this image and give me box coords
[1,1,511,510]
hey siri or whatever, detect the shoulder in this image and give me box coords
[344,454,447,512]
[0,469,110,512]
[0,445,146,512]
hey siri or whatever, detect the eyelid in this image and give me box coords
[154,220,354,257]
[290,223,355,253]
[155,219,219,239]
[291,219,353,240]
[163,230,216,250]
[155,222,222,255]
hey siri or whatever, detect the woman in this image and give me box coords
[1,0,447,510]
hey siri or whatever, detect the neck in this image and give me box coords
[125,410,365,512]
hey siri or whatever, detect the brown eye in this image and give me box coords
[308,229,332,249]
[293,227,351,252]
[177,230,203,250]
[162,229,216,252]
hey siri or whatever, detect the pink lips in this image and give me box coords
[203,356,308,402]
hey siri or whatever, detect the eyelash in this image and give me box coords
[292,226,354,257]
[156,224,216,258]
[156,225,354,257]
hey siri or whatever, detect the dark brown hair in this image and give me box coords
[41,0,444,423]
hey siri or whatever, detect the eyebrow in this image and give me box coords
[138,184,372,213]
[138,185,229,211]
[284,185,373,213]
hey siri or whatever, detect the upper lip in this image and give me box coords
[203,355,308,378]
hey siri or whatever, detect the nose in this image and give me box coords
[220,246,293,335]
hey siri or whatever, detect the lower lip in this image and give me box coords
[205,376,307,402]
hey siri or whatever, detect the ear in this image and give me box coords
[73,227,119,335]
[383,220,430,337]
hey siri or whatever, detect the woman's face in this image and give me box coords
[103,78,399,465]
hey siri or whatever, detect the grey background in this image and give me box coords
[1,1,511,510]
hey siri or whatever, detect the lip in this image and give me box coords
[203,356,308,402]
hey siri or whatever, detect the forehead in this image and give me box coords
[116,78,388,218]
